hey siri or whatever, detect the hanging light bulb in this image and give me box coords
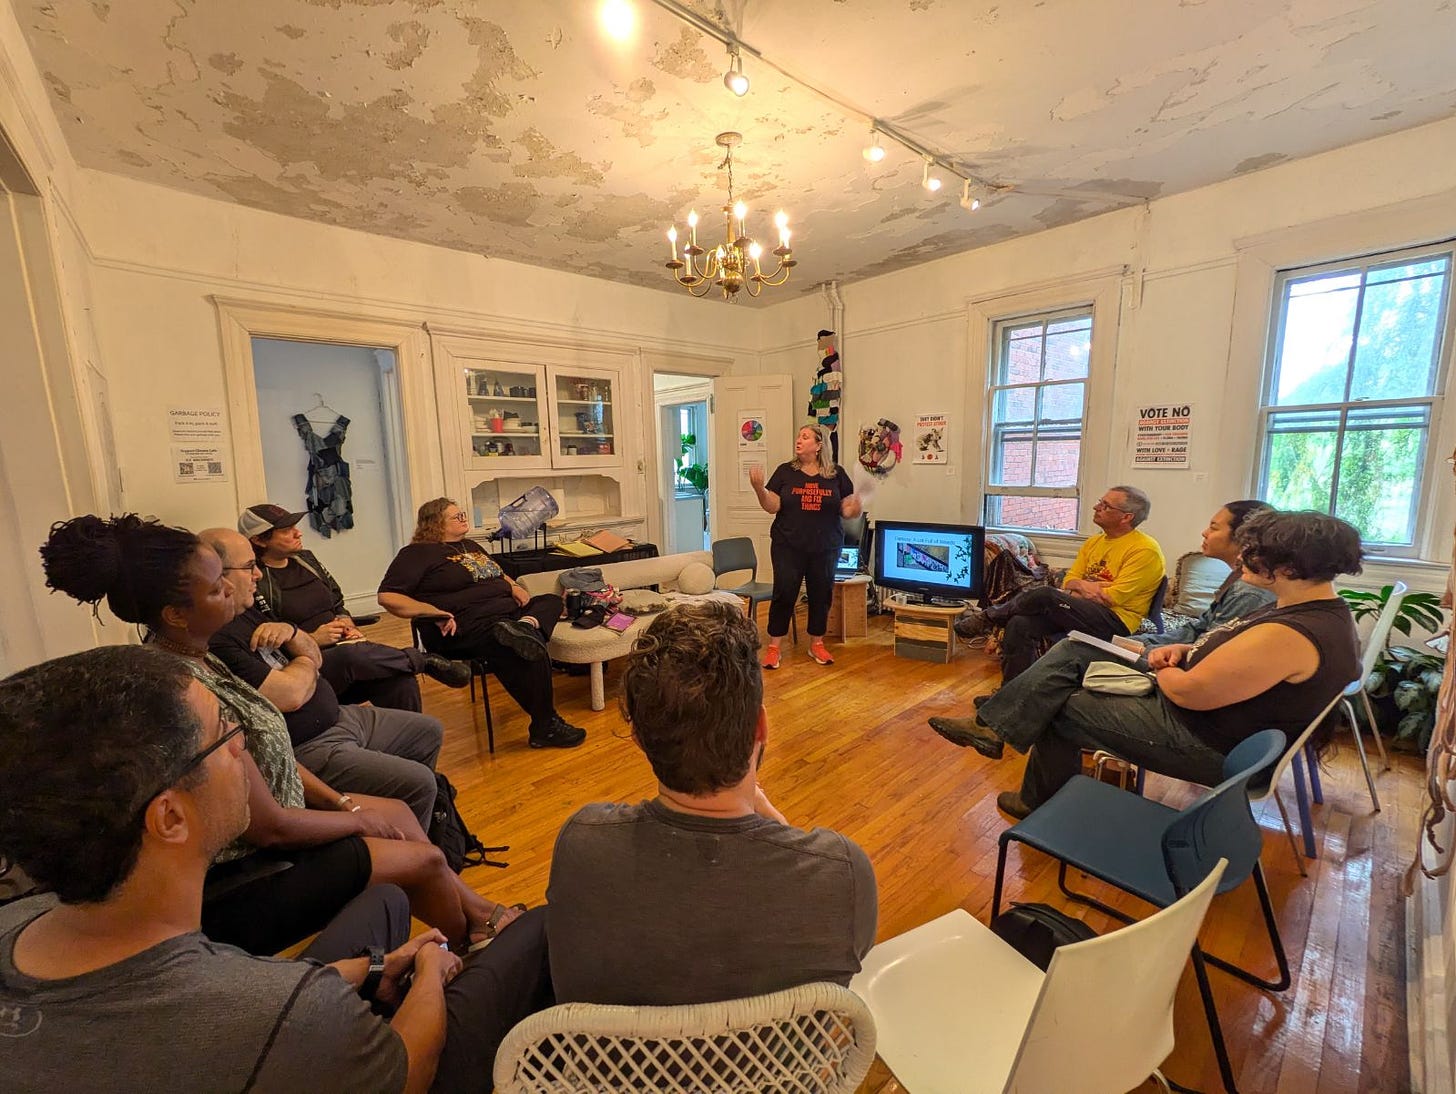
[921,158,942,193]
[722,45,749,96]
[960,178,981,212]
[862,127,886,164]
[598,0,636,41]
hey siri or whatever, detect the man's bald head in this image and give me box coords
[198,527,259,603]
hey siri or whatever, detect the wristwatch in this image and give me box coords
[360,945,386,1000]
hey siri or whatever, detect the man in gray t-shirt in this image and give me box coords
[546,600,877,1005]
[0,645,551,1094]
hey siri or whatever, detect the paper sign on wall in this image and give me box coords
[913,413,949,464]
[737,407,767,486]
[1132,403,1193,469]
[168,406,229,483]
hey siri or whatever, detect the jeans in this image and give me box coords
[987,585,1127,683]
[977,639,1226,808]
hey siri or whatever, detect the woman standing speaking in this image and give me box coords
[749,424,863,669]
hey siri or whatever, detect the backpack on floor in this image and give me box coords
[989,901,1098,970]
[429,772,508,871]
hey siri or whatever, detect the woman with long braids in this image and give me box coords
[40,513,526,956]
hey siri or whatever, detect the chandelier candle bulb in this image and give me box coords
[687,209,698,247]
[667,226,678,261]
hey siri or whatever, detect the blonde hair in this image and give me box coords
[792,423,837,477]
[411,497,458,543]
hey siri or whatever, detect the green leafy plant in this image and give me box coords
[1339,585,1447,752]
[676,433,708,496]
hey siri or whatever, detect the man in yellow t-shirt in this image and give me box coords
[954,486,1165,689]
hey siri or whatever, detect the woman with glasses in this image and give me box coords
[377,498,585,749]
[40,513,530,956]
[931,509,1362,820]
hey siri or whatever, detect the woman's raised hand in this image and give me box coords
[748,464,766,490]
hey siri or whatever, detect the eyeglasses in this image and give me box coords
[137,721,246,816]
[447,512,469,523]
[221,561,261,573]
[1092,499,1131,513]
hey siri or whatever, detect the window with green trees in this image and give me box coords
[1258,246,1454,552]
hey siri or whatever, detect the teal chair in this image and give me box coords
[991,729,1288,1094]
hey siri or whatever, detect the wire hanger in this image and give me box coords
[303,392,342,425]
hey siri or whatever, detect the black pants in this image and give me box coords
[987,585,1128,684]
[768,541,836,638]
[321,641,426,712]
[429,595,564,737]
[301,888,556,1093]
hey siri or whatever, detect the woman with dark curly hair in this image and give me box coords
[377,497,584,749]
[928,509,1363,819]
[40,513,527,955]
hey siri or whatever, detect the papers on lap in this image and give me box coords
[1067,630,1140,663]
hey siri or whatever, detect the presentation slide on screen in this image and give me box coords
[880,529,978,590]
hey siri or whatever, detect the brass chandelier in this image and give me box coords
[665,132,795,300]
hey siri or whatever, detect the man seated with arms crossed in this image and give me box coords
[951,485,1165,701]
[0,646,552,1093]
[241,503,472,710]
[546,600,877,1004]
[202,527,444,833]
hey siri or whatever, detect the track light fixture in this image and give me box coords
[921,158,942,193]
[960,179,981,211]
[722,45,749,96]
[862,128,886,164]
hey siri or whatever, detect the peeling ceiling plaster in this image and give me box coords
[16,0,1456,301]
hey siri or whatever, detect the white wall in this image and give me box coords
[756,114,1456,594]
[251,338,402,608]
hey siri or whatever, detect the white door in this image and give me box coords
[712,374,796,582]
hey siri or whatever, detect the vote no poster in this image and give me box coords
[1132,403,1193,468]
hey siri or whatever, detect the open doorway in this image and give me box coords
[249,338,410,614]
[654,373,713,554]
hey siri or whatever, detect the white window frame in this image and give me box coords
[965,272,1123,544]
[982,306,1094,533]
[1254,243,1455,558]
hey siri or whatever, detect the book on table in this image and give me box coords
[552,540,603,557]
[584,529,631,553]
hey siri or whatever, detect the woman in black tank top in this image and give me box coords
[941,510,1364,817]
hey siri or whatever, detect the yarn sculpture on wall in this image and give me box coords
[858,418,902,477]
[808,329,843,464]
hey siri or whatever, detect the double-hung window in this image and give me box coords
[983,308,1092,532]
[1257,245,1454,554]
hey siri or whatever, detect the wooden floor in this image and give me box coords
[376,611,1418,1094]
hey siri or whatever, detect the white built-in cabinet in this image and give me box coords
[427,327,645,536]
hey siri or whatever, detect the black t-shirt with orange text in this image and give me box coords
[765,463,854,553]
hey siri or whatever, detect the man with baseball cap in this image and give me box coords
[239,503,471,711]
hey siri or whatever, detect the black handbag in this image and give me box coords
[989,901,1098,970]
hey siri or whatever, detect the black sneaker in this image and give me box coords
[927,715,1005,759]
[954,611,993,639]
[530,716,586,749]
[420,652,472,688]
[972,693,995,710]
[491,620,549,662]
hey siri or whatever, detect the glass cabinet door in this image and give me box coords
[462,365,546,468]
[549,367,620,466]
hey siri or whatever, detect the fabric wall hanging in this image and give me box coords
[858,418,902,477]
[808,329,843,464]
[292,413,354,537]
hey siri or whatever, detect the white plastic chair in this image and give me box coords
[492,982,876,1093]
[849,860,1226,1094]
[1339,580,1404,810]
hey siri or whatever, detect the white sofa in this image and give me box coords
[518,549,728,710]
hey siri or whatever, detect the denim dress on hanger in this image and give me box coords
[292,413,354,537]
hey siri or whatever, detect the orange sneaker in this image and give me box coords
[808,640,835,665]
[762,646,782,670]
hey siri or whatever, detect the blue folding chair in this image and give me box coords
[991,729,1288,1094]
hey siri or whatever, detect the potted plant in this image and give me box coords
[1339,585,1446,752]
[676,433,709,496]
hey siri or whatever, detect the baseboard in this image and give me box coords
[1407,809,1454,1093]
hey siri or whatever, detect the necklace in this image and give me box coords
[148,632,206,659]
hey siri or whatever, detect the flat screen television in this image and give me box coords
[872,519,984,605]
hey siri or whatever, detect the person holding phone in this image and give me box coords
[748,424,862,669]
[377,498,585,749]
